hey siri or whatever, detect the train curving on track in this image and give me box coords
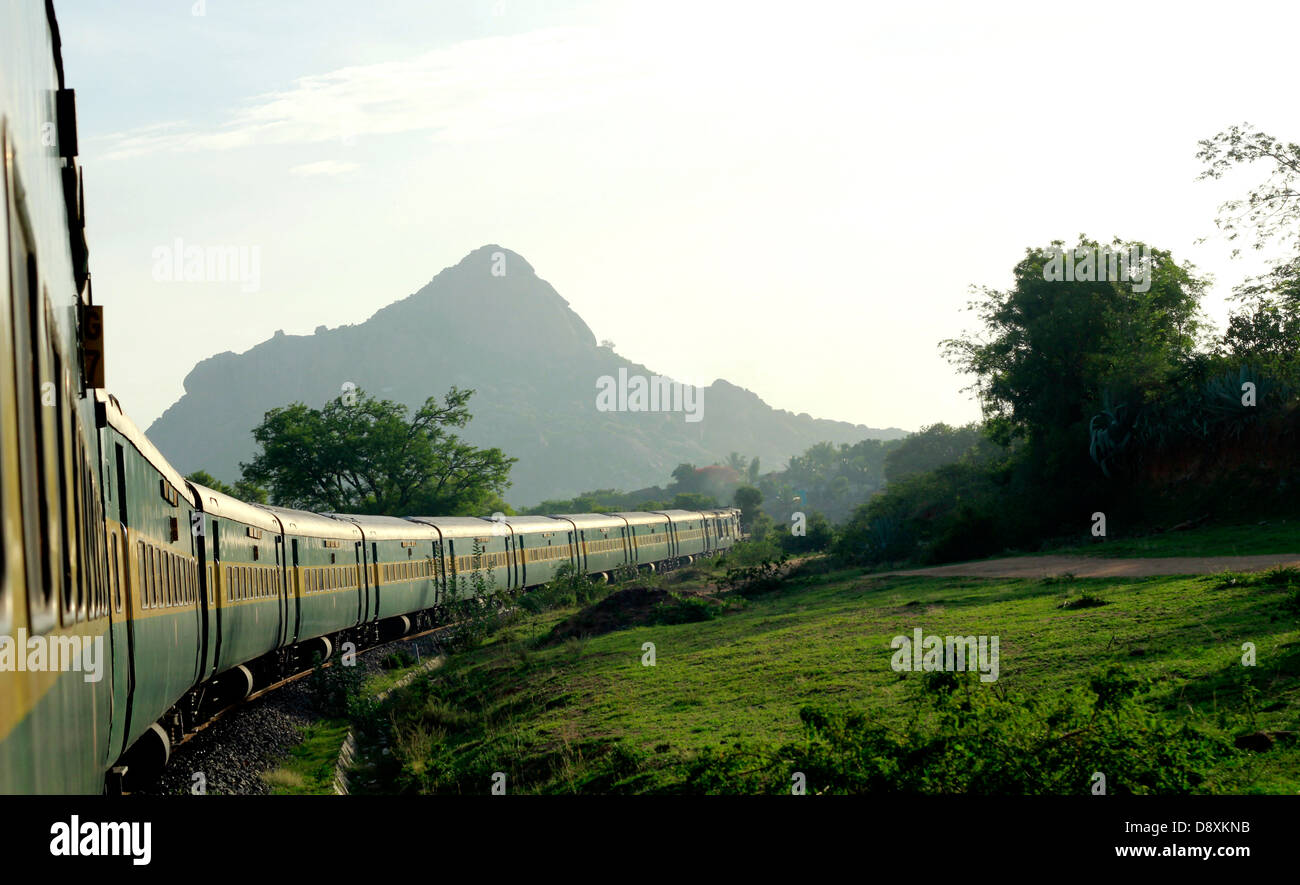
[0,2,741,794]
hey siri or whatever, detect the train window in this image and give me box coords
[168,552,176,606]
[111,533,122,613]
[145,547,154,608]
[136,540,145,606]
[252,545,259,562]
[224,566,231,601]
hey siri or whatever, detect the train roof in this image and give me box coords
[189,483,283,533]
[405,515,509,539]
[96,391,197,507]
[326,514,438,541]
[551,513,627,530]
[651,509,705,522]
[256,504,362,540]
[609,511,671,526]
[500,515,570,532]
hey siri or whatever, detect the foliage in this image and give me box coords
[1196,124,1300,258]
[724,666,1233,794]
[517,561,610,614]
[883,422,1002,482]
[240,387,515,515]
[719,553,789,597]
[308,656,366,718]
[778,510,835,555]
[733,485,763,532]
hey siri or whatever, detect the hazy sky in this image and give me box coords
[58,0,1299,434]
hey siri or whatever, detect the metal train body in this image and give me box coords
[0,2,742,794]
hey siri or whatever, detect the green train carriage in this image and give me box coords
[408,515,517,598]
[553,513,632,580]
[498,516,577,589]
[332,514,441,635]
[189,483,289,690]
[97,393,203,769]
[259,505,366,657]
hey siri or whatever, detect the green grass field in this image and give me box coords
[1034,520,1300,558]
[343,554,1300,795]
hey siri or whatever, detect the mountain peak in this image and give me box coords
[147,248,906,505]
[453,244,536,278]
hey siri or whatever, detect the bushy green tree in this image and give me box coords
[241,387,516,515]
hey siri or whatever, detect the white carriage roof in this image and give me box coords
[551,513,627,530]
[609,511,671,526]
[97,391,197,507]
[325,514,439,541]
[406,515,510,539]
[190,483,283,533]
[256,504,362,539]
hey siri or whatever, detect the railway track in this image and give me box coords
[130,615,482,795]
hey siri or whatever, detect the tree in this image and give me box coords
[734,485,763,532]
[1198,126,1300,387]
[240,387,516,516]
[747,457,760,483]
[672,492,719,510]
[1197,125,1300,258]
[883,423,999,482]
[670,463,699,493]
[726,452,748,473]
[941,237,1205,459]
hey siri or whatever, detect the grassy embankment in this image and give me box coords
[318,541,1300,795]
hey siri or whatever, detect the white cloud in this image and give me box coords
[93,26,647,161]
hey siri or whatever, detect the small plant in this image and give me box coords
[1058,591,1108,610]
[308,657,365,718]
[380,649,416,670]
[720,553,790,597]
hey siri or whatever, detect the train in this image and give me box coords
[0,2,742,794]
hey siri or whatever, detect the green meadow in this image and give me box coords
[338,555,1300,795]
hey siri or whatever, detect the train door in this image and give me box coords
[109,442,136,760]
[275,537,288,647]
[369,542,379,622]
[208,520,224,674]
[354,540,366,624]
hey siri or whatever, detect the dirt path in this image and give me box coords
[875,553,1300,580]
